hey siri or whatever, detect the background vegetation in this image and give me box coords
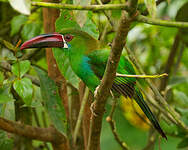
[0,0,188,150]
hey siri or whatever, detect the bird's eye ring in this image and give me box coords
[64,34,74,42]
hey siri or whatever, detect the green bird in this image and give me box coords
[21,28,167,139]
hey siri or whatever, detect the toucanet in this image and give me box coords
[21,28,167,139]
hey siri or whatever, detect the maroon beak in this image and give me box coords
[20,33,67,50]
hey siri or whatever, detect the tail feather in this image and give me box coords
[134,88,167,140]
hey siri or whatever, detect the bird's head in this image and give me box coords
[20,28,99,53]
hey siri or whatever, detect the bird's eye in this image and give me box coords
[64,34,74,42]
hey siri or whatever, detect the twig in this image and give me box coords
[136,15,188,28]
[73,87,90,144]
[106,99,129,150]
[116,73,168,78]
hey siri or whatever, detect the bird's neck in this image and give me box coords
[68,46,100,91]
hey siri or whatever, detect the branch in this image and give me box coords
[87,2,138,149]
[136,15,188,28]
[0,117,66,144]
[32,1,129,11]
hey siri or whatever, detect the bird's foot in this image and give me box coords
[94,85,100,98]
[90,101,98,117]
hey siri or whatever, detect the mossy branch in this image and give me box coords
[32,1,129,11]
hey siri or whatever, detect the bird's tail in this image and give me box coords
[134,87,167,140]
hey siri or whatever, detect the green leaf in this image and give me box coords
[34,67,67,134]
[82,12,99,39]
[0,131,13,150]
[56,10,80,32]
[0,94,14,104]
[11,60,31,78]
[21,23,41,41]
[53,48,79,88]
[0,86,14,104]
[73,0,92,27]
[8,0,31,15]
[10,15,28,36]
[177,137,188,148]
[144,0,156,18]
[13,78,33,105]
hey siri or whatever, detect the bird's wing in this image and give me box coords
[87,49,136,97]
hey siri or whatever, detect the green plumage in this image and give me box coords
[60,29,166,139]
[21,28,167,139]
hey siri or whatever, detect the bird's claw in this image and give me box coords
[94,85,100,98]
[90,101,98,117]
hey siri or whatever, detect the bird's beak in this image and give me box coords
[20,33,68,50]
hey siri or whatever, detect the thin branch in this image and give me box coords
[106,99,129,150]
[32,1,129,11]
[73,87,90,144]
[0,117,66,144]
[136,15,188,28]
[116,73,168,78]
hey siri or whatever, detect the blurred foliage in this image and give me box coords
[0,0,188,149]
